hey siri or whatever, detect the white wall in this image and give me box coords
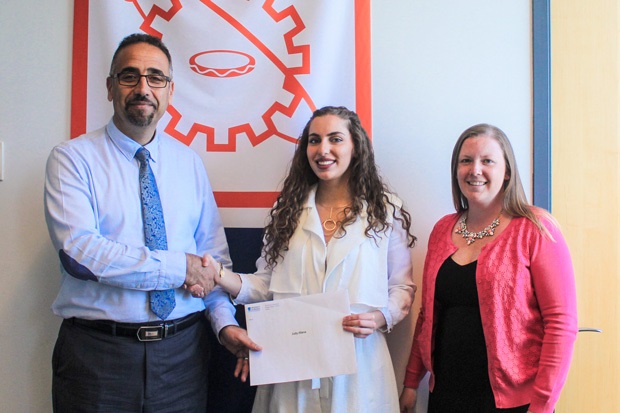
[0,1,531,411]
[0,2,73,412]
[372,3,531,410]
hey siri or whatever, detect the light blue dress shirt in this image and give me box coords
[45,120,236,331]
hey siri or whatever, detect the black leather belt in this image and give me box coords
[69,312,202,342]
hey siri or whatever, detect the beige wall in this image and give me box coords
[552,1,620,412]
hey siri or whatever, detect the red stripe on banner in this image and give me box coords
[355,0,372,139]
[71,0,89,139]
[214,192,279,208]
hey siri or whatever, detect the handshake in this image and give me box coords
[183,253,262,382]
[183,253,221,298]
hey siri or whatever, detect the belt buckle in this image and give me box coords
[137,324,168,341]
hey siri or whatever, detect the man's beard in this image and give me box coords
[125,101,156,127]
[127,108,155,127]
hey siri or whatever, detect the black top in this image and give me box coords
[428,257,528,413]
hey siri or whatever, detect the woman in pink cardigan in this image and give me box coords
[399,124,577,413]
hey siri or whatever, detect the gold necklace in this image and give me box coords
[455,211,501,245]
[322,207,339,233]
[318,204,350,235]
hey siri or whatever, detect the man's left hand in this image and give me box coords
[219,325,262,382]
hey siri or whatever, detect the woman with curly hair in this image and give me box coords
[203,106,417,412]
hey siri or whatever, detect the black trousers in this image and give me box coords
[52,317,210,413]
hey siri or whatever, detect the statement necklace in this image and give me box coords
[455,211,501,245]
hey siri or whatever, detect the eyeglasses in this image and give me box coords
[112,72,171,88]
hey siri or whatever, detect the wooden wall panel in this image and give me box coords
[551,1,620,412]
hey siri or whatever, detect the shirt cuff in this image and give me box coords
[378,307,393,333]
[204,287,239,340]
[161,250,188,288]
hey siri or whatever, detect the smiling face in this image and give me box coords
[106,42,174,144]
[306,114,355,187]
[456,134,509,210]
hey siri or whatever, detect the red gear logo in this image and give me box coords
[127,0,316,152]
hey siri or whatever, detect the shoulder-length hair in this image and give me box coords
[450,123,556,236]
[262,106,416,268]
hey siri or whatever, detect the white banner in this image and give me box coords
[72,0,371,226]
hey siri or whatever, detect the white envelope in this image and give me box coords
[244,290,357,386]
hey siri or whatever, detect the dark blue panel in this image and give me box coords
[208,227,264,413]
[532,0,552,210]
[224,227,264,273]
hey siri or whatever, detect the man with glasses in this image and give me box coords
[44,33,259,412]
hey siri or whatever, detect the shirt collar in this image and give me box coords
[105,119,162,163]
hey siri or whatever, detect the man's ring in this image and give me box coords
[244,357,249,360]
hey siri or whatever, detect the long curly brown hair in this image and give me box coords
[262,106,416,268]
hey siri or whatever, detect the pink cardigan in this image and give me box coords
[404,212,577,413]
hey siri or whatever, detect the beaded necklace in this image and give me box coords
[455,212,501,245]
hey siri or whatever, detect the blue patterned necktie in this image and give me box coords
[135,147,176,320]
